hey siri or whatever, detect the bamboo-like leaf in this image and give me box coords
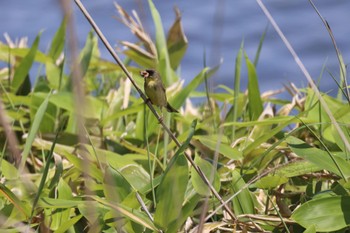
[287,136,350,179]
[231,170,255,215]
[191,155,220,196]
[291,196,350,232]
[0,183,31,218]
[148,0,174,85]
[20,92,51,171]
[231,41,244,140]
[251,175,288,189]
[12,33,41,93]
[48,17,66,61]
[153,120,196,230]
[245,51,263,120]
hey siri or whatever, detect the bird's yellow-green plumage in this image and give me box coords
[140,69,178,113]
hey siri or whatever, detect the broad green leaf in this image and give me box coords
[154,154,188,230]
[167,194,201,233]
[273,160,322,178]
[191,155,220,196]
[153,118,194,230]
[12,33,41,93]
[194,135,242,160]
[231,170,255,215]
[120,165,150,191]
[245,52,263,120]
[291,196,350,232]
[287,136,350,179]
[104,166,132,203]
[251,175,288,189]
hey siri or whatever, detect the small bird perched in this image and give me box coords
[140,69,178,113]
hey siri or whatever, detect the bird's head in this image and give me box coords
[140,69,158,80]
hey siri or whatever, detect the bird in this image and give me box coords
[140,69,178,113]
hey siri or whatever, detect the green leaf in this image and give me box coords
[46,61,62,90]
[273,160,322,178]
[49,17,66,61]
[291,196,350,232]
[55,214,82,233]
[31,92,57,132]
[244,51,263,120]
[148,0,174,85]
[231,170,255,215]
[167,194,201,233]
[123,47,156,68]
[92,195,158,231]
[154,154,188,230]
[38,197,83,208]
[50,179,73,231]
[194,135,242,160]
[230,41,244,140]
[12,33,41,93]
[80,31,98,78]
[20,92,51,171]
[153,119,195,230]
[47,92,105,120]
[287,136,350,179]
[191,155,220,196]
[0,183,31,218]
[104,166,133,203]
[251,175,288,189]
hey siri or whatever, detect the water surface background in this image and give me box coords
[1,0,349,99]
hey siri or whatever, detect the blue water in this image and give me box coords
[1,0,349,98]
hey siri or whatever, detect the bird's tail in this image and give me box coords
[166,103,178,113]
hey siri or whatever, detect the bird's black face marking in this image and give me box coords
[145,69,155,77]
[140,69,156,79]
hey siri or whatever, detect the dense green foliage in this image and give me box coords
[0,1,349,232]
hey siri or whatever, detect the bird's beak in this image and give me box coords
[140,70,149,78]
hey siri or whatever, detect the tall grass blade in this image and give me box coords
[245,52,263,120]
[19,92,51,171]
[11,33,41,93]
[232,41,244,140]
